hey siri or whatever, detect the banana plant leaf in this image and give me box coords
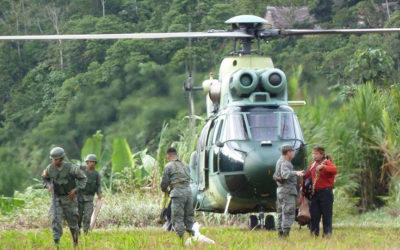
[112,137,134,173]
[81,131,103,167]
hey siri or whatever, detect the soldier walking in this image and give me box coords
[160,147,194,240]
[273,145,304,238]
[78,154,103,234]
[42,147,87,247]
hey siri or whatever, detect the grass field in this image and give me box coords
[1,226,400,249]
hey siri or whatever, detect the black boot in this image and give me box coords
[278,231,284,238]
[70,229,79,246]
[187,229,195,237]
[283,231,290,238]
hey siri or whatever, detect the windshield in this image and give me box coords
[220,114,248,142]
[246,111,301,141]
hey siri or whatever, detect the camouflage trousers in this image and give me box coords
[171,192,194,237]
[276,193,296,233]
[49,195,79,241]
[78,195,94,232]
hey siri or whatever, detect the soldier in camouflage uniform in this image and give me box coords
[42,147,87,246]
[78,154,102,234]
[160,147,194,239]
[273,145,304,238]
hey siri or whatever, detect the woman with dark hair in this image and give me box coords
[304,146,337,237]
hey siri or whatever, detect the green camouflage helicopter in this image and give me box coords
[2,14,400,230]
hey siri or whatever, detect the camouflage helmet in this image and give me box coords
[85,154,98,162]
[50,147,65,159]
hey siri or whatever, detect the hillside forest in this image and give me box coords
[0,0,400,214]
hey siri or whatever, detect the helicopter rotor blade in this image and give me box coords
[277,28,400,36]
[0,31,252,41]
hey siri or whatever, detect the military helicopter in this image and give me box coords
[2,14,400,230]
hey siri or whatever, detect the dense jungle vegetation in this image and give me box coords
[0,0,400,215]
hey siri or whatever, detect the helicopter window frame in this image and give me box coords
[213,117,225,144]
[206,119,218,147]
[198,119,212,152]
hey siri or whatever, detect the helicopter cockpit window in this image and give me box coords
[220,114,248,142]
[246,111,298,141]
[247,113,279,141]
[207,119,217,147]
[293,115,304,141]
[213,119,224,144]
[280,113,296,139]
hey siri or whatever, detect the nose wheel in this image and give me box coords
[265,214,275,230]
[248,215,258,229]
[247,213,275,230]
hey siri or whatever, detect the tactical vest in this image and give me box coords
[81,170,98,195]
[48,163,76,196]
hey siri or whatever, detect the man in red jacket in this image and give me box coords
[304,146,337,237]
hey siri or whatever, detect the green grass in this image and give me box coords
[1,226,400,249]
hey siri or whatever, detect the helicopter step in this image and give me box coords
[248,207,275,230]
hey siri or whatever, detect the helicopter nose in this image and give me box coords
[243,148,280,196]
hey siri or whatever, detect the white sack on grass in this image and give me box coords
[185,222,215,245]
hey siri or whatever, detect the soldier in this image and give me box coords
[273,145,304,238]
[42,147,87,247]
[78,154,102,234]
[160,147,194,240]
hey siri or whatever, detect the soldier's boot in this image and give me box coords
[186,229,195,237]
[70,229,79,247]
[278,231,285,239]
[54,239,60,249]
[283,231,290,239]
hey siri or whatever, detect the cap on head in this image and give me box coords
[281,144,294,155]
[50,147,65,159]
[85,154,98,162]
[313,146,325,154]
[166,147,177,155]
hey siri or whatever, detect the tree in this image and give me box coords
[309,0,333,23]
[345,48,394,85]
[44,3,64,70]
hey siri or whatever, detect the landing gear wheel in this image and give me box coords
[248,215,258,229]
[265,215,275,230]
